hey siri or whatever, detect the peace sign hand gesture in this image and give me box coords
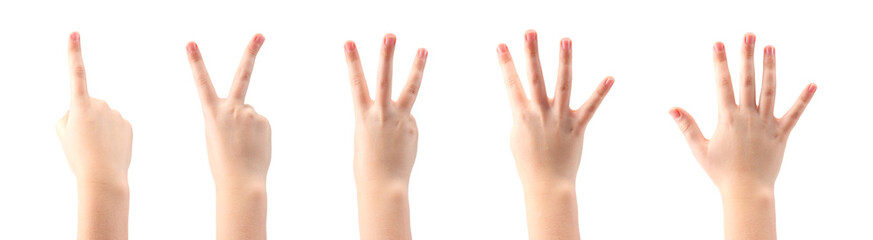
[186,34,270,240]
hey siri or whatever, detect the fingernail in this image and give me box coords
[345,41,356,52]
[714,42,724,52]
[525,31,537,42]
[808,84,817,93]
[561,38,571,49]
[497,44,508,53]
[384,35,396,46]
[418,48,428,58]
[669,109,681,119]
[764,46,774,56]
[254,34,265,46]
[604,77,614,88]
[71,32,80,41]
[187,42,198,52]
[745,33,755,44]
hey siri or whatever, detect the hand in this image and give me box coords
[498,30,613,189]
[56,32,131,240]
[669,33,816,240]
[669,33,816,194]
[344,33,426,240]
[186,34,270,240]
[186,34,271,186]
[497,30,613,240]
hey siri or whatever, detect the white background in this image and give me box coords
[0,0,870,239]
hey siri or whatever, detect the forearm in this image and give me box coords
[720,186,777,240]
[522,181,580,240]
[355,179,412,240]
[76,180,129,240]
[215,181,267,240]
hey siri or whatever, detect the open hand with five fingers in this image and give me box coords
[186,34,271,240]
[344,33,427,240]
[669,33,817,240]
[497,30,614,240]
[56,32,132,240]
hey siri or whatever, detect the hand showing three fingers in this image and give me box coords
[56,32,131,240]
[186,34,270,240]
[670,33,816,240]
[345,34,426,240]
[497,30,613,240]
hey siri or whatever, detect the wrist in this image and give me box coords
[521,176,576,194]
[356,177,409,195]
[76,177,129,194]
[719,184,775,204]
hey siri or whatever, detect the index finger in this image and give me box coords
[229,34,265,102]
[68,32,89,103]
[186,41,218,109]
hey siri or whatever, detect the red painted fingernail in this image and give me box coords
[418,48,427,58]
[605,77,614,88]
[497,44,508,53]
[345,41,356,52]
[561,38,571,49]
[808,84,817,93]
[714,42,725,52]
[70,32,80,41]
[187,42,198,52]
[525,31,537,42]
[745,33,755,44]
[669,109,681,119]
[384,34,396,46]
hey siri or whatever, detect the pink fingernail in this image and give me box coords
[604,77,614,88]
[384,34,396,46]
[669,109,681,119]
[70,32,80,41]
[745,33,756,44]
[497,44,508,53]
[764,46,775,56]
[525,31,537,42]
[808,84,817,93]
[561,38,571,49]
[186,42,198,52]
[418,48,428,58]
[345,41,356,52]
[714,42,725,52]
[254,34,265,46]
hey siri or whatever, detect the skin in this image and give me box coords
[56,32,132,240]
[669,33,817,240]
[497,30,614,240]
[186,34,271,240]
[344,33,427,240]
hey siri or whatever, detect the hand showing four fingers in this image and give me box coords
[497,30,613,190]
[497,30,614,240]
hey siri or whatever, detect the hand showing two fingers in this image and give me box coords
[186,34,271,240]
[186,34,271,186]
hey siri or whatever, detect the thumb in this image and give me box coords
[669,107,707,156]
